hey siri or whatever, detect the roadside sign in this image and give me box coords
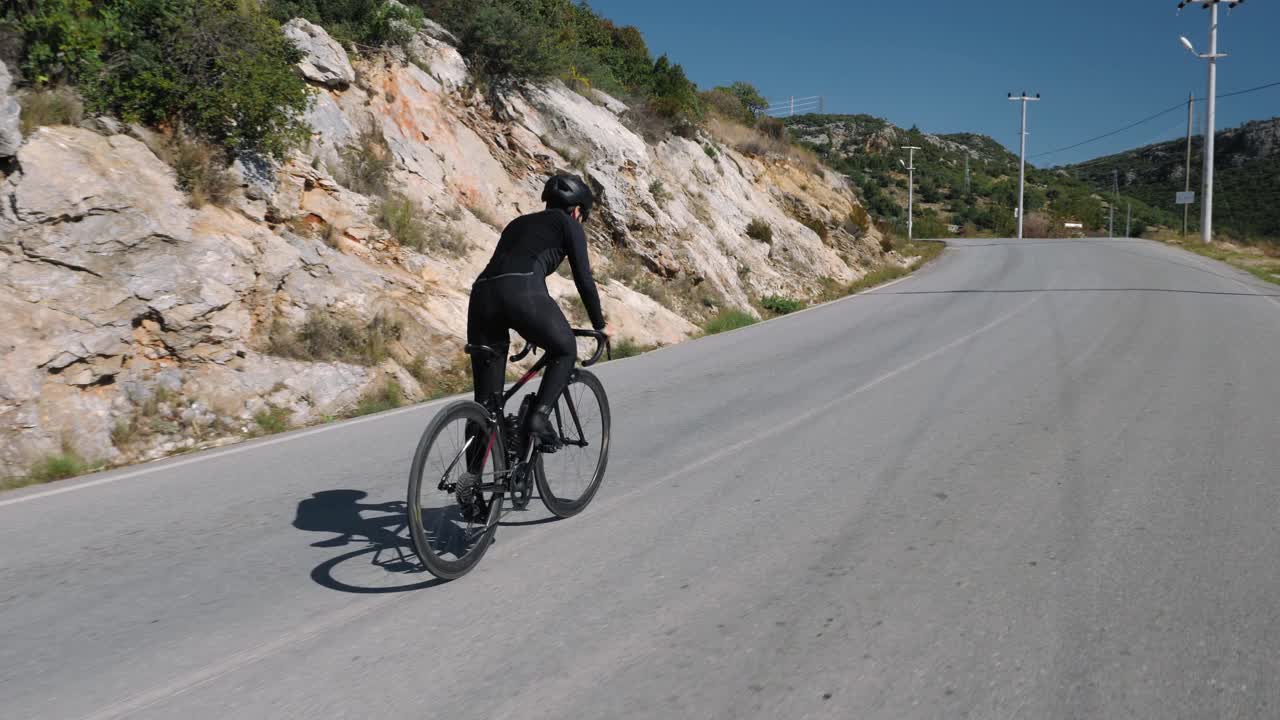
[1176,191,1196,205]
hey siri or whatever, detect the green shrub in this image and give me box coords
[704,309,757,335]
[760,295,805,315]
[609,337,652,360]
[746,218,773,244]
[880,235,895,253]
[6,0,107,85]
[703,144,718,159]
[699,81,766,124]
[427,0,563,86]
[253,406,292,436]
[26,449,90,484]
[97,0,311,158]
[17,85,83,133]
[376,192,428,248]
[7,0,313,157]
[264,0,422,49]
[351,379,404,417]
[647,55,702,126]
[649,179,671,205]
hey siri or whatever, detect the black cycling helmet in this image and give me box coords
[541,174,593,222]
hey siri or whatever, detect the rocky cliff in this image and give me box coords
[0,22,894,477]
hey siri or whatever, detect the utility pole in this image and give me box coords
[1184,92,1194,237]
[1126,202,1132,238]
[789,96,795,117]
[1008,92,1040,239]
[900,146,921,240]
[1179,0,1240,245]
[965,155,971,196]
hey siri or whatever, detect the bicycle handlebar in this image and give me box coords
[510,328,610,367]
[574,328,611,367]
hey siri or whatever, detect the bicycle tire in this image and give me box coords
[535,369,610,518]
[407,400,506,580]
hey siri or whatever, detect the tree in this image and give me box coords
[727,81,766,119]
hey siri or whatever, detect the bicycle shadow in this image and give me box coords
[295,490,445,594]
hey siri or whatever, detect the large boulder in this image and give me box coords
[0,60,21,157]
[282,18,355,89]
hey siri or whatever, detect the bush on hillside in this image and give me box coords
[760,295,805,315]
[6,0,106,85]
[426,0,563,86]
[746,218,773,244]
[426,0,702,129]
[700,81,766,125]
[264,0,422,49]
[5,0,312,158]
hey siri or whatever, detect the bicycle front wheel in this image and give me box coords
[535,369,610,518]
[407,401,507,580]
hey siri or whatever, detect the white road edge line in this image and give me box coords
[0,398,452,509]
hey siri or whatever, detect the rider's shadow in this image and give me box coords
[295,490,443,594]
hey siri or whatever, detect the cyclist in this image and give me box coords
[467,174,608,450]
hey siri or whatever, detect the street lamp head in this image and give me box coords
[899,159,906,169]
[1179,35,1197,54]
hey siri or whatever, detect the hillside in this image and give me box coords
[787,114,1100,237]
[0,15,898,479]
[1060,117,1280,239]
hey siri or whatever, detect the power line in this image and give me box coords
[1032,79,1280,161]
[1032,101,1188,160]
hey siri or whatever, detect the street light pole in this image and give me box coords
[1184,92,1194,238]
[900,146,921,240]
[1008,92,1040,239]
[1179,0,1241,244]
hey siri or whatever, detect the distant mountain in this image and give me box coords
[1060,117,1280,239]
[785,114,1098,237]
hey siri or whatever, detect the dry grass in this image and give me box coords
[18,86,83,134]
[350,380,405,417]
[161,135,236,208]
[268,310,402,366]
[406,353,473,399]
[1149,230,1280,286]
[706,115,821,172]
[336,129,393,196]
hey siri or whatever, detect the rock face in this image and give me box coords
[0,60,21,157]
[282,19,356,89]
[0,23,896,478]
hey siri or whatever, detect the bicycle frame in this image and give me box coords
[447,329,608,494]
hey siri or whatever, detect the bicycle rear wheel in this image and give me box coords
[535,369,610,518]
[407,401,507,580]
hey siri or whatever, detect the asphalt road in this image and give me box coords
[4,238,1280,719]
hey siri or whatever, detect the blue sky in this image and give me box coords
[587,0,1280,166]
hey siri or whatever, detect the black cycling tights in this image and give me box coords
[467,275,576,413]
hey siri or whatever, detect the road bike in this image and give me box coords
[407,329,611,580]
